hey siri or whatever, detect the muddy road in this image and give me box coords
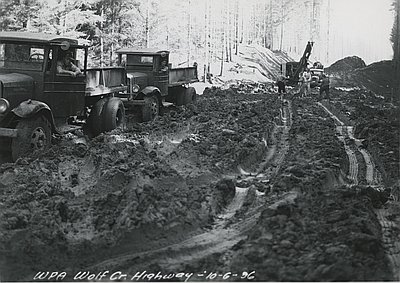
[0,81,399,281]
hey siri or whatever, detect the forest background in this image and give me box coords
[0,0,398,85]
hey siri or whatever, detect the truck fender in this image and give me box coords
[141,86,161,97]
[12,100,58,133]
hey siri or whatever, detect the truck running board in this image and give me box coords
[0,128,18,138]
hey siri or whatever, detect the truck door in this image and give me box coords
[153,54,169,96]
[43,47,86,118]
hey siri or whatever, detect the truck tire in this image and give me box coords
[175,87,186,106]
[142,95,159,122]
[184,87,197,105]
[103,98,125,131]
[11,115,52,161]
[87,98,108,137]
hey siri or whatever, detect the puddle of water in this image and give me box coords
[108,134,140,145]
[237,165,252,176]
[256,190,266,196]
[262,137,268,146]
[169,139,182,144]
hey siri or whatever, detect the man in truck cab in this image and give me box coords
[159,59,168,73]
[57,51,81,77]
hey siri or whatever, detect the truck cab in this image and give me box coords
[0,32,125,160]
[117,48,170,97]
[0,32,88,120]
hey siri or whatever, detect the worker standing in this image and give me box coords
[319,74,330,100]
[301,69,311,97]
[276,75,286,99]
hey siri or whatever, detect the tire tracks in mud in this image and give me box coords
[318,101,400,281]
[238,99,291,178]
[318,102,379,186]
[87,100,293,276]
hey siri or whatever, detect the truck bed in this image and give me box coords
[168,66,198,86]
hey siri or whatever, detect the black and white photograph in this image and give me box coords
[0,0,399,281]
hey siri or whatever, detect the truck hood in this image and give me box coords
[128,72,148,80]
[127,72,148,90]
[0,73,34,97]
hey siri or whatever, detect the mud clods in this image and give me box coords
[0,83,398,281]
[0,86,282,281]
[225,98,393,281]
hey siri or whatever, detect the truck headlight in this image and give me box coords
[0,98,9,114]
[132,84,140,93]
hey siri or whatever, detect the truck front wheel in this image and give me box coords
[11,115,51,161]
[142,95,159,122]
[103,98,125,131]
[86,98,108,137]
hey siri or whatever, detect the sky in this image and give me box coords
[327,0,394,65]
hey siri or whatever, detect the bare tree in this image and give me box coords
[145,0,150,48]
[187,0,191,66]
[235,0,239,55]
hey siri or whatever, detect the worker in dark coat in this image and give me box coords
[276,75,286,95]
[319,74,330,99]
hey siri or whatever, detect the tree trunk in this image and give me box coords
[395,0,400,102]
[146,0,150,48]
[235,0,239,55]
[187,0,191,66]
[100,6,104,67]
[228,0,232,62]
[240,2,244,44]
[220,0,226,76]
[326,0,330,64]
[220,46,224,76]
[269,0,273,49]
[226,0,230,62]
[203,0,208,82]
[279,0,284,51]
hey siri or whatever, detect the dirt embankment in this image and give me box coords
[327,57,396,100]
[326,56,367,74]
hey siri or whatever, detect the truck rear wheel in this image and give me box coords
[184,87,197,105]
[142,95,159,122]
[103,98,125,131]
[11,115,51,161]
[87,98,108,137]
[175,88,186,106]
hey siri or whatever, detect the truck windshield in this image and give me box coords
[0,43,45,71]
[127,55,153,65]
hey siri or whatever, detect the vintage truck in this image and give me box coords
[0,32,127,161]
[116,48,199,121]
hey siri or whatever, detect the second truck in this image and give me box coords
[116,48,199,121]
